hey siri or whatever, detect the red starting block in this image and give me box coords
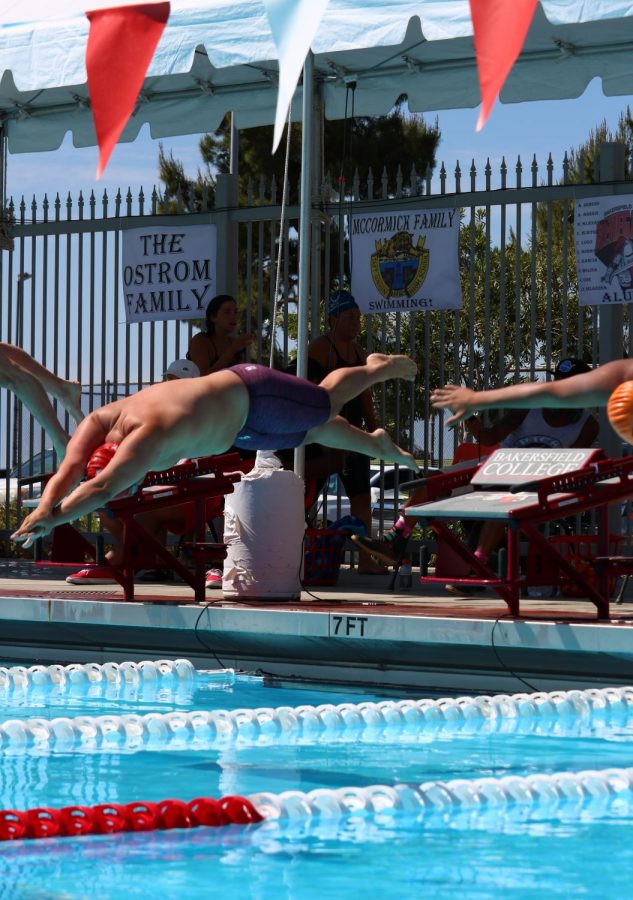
[407,447,633,619]
[35,452,252,603]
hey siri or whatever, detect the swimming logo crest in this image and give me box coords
[371,230,429,299]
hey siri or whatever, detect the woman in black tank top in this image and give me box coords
[307,290,385,574]
[187,294,254,376]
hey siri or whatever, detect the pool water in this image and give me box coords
[1,666,633,898]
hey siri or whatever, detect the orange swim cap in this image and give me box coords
[607,381,633,444]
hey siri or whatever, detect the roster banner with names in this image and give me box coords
[122,224,216,324]
[575,196,633,306]
[349,208,461,313]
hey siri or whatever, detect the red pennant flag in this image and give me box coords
[469,0,537,131]
[86,3,170,177]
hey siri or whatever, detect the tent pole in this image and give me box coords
[293,51,315,479]
[598,142,625,541]
[598,142,625,460]
[229,112,239,176]
[0,124,5,211]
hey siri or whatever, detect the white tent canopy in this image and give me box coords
[0,1,632,153]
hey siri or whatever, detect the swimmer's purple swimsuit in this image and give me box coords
[231,364,331,450]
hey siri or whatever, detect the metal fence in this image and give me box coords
[1,150,632,544]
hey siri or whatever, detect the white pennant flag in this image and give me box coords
[263,0,330,153]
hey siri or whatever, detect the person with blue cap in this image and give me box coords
[306,288,388,575]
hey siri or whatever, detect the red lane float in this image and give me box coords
[0,795,263,841]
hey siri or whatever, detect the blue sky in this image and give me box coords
[4,79,631,203]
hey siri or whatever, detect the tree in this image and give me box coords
[159,101,440,208]
[529,107,633,367]
[158,103,441,369]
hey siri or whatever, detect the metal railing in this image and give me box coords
[1,150,631,549]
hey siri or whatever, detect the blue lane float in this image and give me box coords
[0,682,632,754]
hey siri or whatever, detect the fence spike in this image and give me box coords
[367,166,374,200]
[409,164,417,197]
[563,151,570,185]
[395,164,403,198]
[353,167,360,200]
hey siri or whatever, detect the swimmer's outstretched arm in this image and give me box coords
[13,427,157,548]
[431,359,633,426]
[11,415,111,548]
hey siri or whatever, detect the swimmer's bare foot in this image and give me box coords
[372,428,418,471]
[366,353,417,383]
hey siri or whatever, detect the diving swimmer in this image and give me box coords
[12,355,417,548]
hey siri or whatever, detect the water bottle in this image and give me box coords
[398,559,412,590]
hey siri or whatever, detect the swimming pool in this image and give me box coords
[1,660,633,898]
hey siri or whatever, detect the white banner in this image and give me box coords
[349,208,461,313]
[575,195,633,306]
[122,224,216,323]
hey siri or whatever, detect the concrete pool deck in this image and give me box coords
[0,561,633,694]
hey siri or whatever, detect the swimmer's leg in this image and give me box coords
[0,348,73,459]
[319,353,417,419]
[1,343,84,423]
[305,416,417,472]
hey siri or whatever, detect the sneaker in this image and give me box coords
[205,568,223,588]
[351,527,409,567]
[136,569,175,583]
[66,566,117,585]
[445,583,479,597]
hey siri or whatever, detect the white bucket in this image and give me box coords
[222,452,305,599]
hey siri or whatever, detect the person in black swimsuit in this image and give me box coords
[307,290,386,574]
[187,294,254,376]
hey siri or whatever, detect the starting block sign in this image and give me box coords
[407,448,603,521]
[471,448,602,486]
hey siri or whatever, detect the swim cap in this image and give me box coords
[328,289,359,317]
[553,358,591,379]
[607,381,633,444]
